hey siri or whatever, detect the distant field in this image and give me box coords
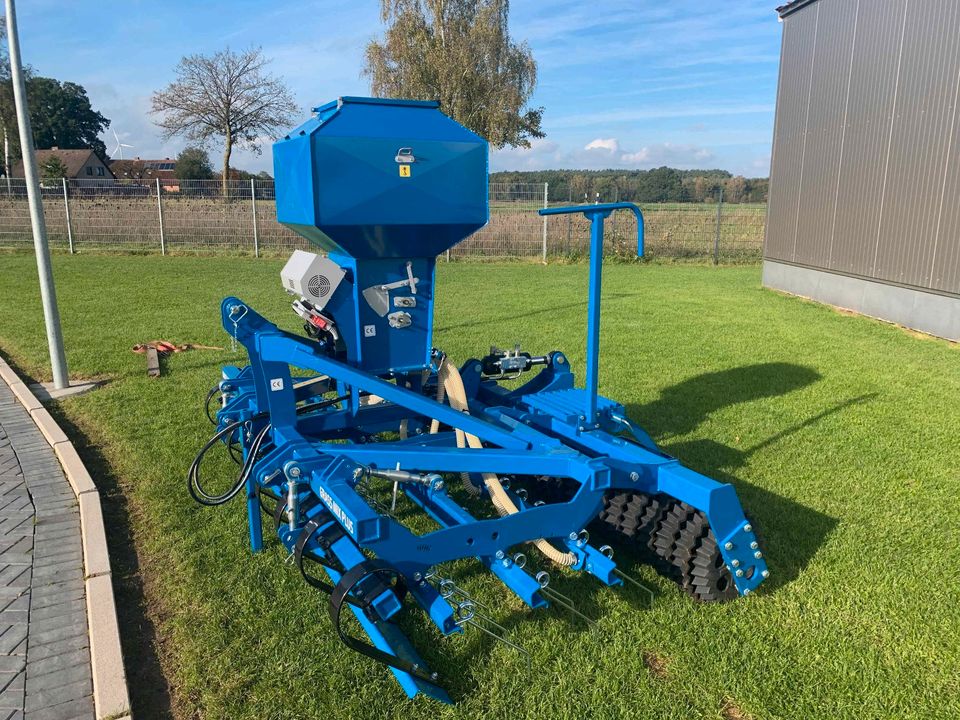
[1,255,957,719]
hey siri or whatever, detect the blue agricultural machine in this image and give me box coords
[189,97,768,702]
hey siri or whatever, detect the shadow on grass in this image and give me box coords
[623,363,873,593]
[45,407,174,720]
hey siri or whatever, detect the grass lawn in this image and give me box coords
[0,253,957,720]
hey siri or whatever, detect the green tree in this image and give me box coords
[26,78,110,158]
[175,146,213,180]
[365,0,544,148]
[39,153,67,179]
[151,47,297,197]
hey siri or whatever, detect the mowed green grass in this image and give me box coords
[0,253,958,720]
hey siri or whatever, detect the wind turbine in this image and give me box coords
[111,129,133,160]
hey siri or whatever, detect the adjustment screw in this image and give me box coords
[736,569,744,577]
[750,541,759,549]
[731,559,740,567]
[761,570,770,578]
[744,524,753,532]
[629,471,640,482]
[754,551,763,559]
[724,542,734,550]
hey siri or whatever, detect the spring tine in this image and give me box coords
[390,480,399,513]
[464,619,531,672]
[471,609,511,636]
[540,586,597,627]
[613,569,655,606]
[433,577,492,611]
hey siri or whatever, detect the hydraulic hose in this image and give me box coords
[189,394,350,507]
[436,360,575,567]
[188,416,268,506]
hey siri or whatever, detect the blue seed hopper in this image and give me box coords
[189,96,768,703]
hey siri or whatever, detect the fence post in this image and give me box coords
[713,186,723,265]
[156,178,166,255]
[61,177,74,254]
[250,178,260,258]
[541,182,548,263]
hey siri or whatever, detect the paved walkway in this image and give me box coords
[0,383,94,720]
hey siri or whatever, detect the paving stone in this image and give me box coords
[0,394,95,718]
[21,635,87,663]
[24,677,91,712]
[24,695,92,720]
[25,663,91,694]
[28,601,87,626]
[22,649,89,682]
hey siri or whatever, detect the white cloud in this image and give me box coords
[584,138,620,153]
[491,137,715,172]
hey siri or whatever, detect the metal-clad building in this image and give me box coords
[763,0,960,340]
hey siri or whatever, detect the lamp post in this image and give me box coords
[5,0,69,389]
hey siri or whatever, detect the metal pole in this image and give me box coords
[250,178,259,258]
[5,0,68,389]
[541,182,548,263]
[61,177,74,254]
[584,213,604,424]
[156,178,166,255]
[714,186,723,266]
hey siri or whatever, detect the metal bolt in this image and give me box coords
[413,572,423,582]
[750,541,759,549]
[495,550,505,560]
[431,672,439,681]
[761,570,770,578]
[754,551,763,559]
[731,559,740,567]
[579,415,585,421]
[744,524,753,533]
[736,569,744,577]
[568,532,578,541]
[724,542,734,551]
[629,471,640,482]
[743,588,750,595]
[289,466,301,478]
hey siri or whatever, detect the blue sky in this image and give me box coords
[16,0,783,176]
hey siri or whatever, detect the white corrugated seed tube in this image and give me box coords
[435,359,575,567]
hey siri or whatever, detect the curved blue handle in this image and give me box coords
[538,202,644,257]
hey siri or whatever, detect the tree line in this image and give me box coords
[491,168,768,204]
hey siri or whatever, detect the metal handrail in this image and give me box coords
[537,202,645,424]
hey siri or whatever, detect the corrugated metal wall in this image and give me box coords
[765,0,960,297]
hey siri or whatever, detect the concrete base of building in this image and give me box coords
[762,260,960,342]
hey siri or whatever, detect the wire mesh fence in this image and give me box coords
[0,178,765,262]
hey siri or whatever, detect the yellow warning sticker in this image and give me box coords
[399,164,411,178]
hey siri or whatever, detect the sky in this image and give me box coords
[13,0,784,177]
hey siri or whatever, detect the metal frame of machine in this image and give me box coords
[189,97,768,703]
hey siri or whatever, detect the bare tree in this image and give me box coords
[151,47,297,196]
[365,0,544,149]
